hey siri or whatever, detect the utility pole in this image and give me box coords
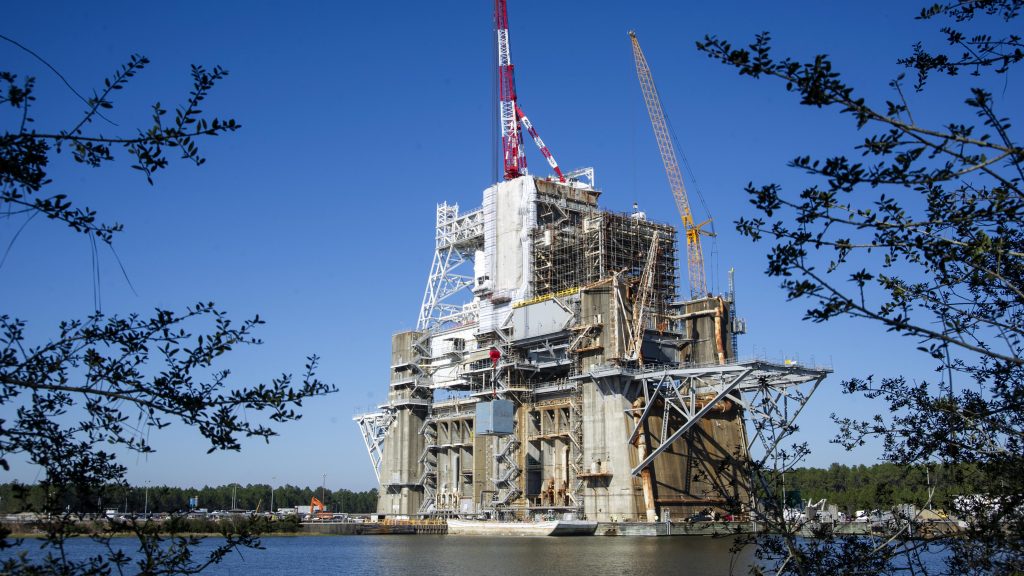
[144,481,150,516]
[232,484,237,511]
[321,473,326,510]
[271,476,276,516]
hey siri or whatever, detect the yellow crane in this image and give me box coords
[629,30,713,299]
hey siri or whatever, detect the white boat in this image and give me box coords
[447,519,597,536]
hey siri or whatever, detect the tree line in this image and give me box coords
[0,463,974,518]
[0,483,378,515]
[783,462,981,515]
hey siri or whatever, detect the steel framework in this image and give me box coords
[352,410,396,484]
[621,360,829,476]
[417,202,485,331]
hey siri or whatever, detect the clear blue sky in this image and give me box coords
[2,2,1013,491]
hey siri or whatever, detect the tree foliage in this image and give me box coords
[697,1,1022,574]
[1,46,335,574]
[784,462,974,514]
[0,483,378,516]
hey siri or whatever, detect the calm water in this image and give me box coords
[6,534,754,576]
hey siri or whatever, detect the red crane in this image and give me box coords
[494,0,564,182]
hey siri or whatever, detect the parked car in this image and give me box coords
[686,510,713,522]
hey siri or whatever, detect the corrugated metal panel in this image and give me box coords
[475,399,514,435]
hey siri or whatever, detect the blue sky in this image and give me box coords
[2,2,1016,492]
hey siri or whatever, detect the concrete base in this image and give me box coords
[595,521,671,536]
[597,521,756,536]
[302,521,446,535]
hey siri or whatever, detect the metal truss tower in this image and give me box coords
[417,202,484,331]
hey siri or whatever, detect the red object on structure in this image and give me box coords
[489,347,501,367]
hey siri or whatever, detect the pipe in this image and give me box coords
[696,395,733,413]
[631,397,658,522]
[665,309,718,320]
[714,298,727,364]
[627,396,733,415]
[655,497,728,505]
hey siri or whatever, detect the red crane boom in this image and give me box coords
[494,0,564,182]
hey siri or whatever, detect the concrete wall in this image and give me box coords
[524,401,572,508]
[434,416,474,513]
[377,331,430,516]
[581,377,645,522]
[389,330,422,380]
[377,407,426,515]
[679,296,731,365]
[472,431,495,513]
[645,403,750,519]
[577,283,630,370]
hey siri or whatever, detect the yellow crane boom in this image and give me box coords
[629,30,712,299]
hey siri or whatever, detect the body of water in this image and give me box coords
[5,534,754,576]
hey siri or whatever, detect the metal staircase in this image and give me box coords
[494,433,522,506]
[497,435,521,485]
[418,417,438,514]
[568,383,585,516]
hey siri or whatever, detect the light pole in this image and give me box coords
[144,481,150,516]
[270,477,276,516]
